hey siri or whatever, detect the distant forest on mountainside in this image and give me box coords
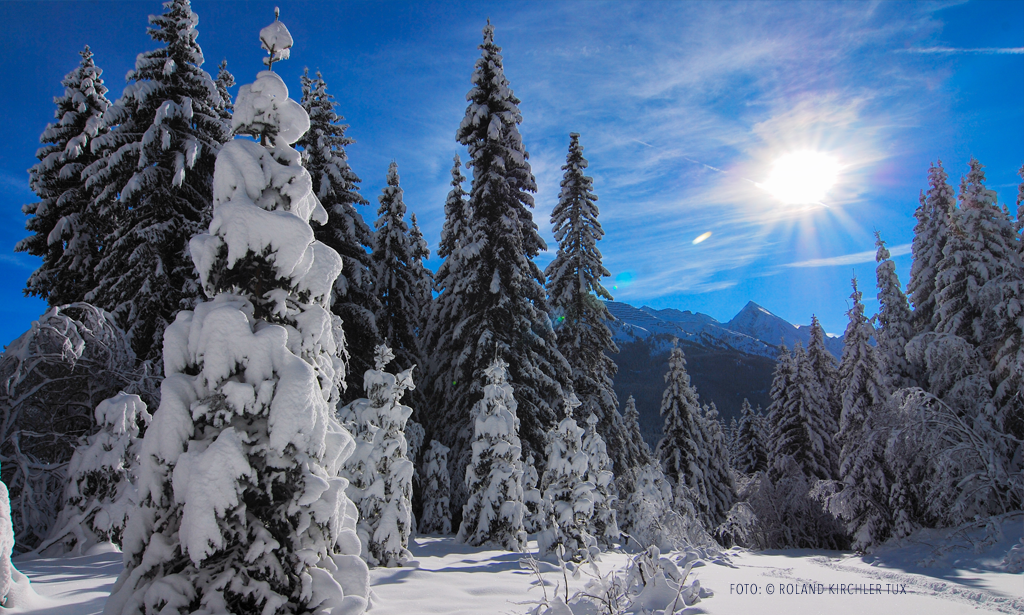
[611,335,776,446]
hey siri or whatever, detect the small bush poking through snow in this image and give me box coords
[521,544,712,615]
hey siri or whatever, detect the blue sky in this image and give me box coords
[1,0,1022,348]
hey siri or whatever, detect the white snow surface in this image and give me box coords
[10,516,1024,614]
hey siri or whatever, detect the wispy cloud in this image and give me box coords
[783,243,912,268]
[0,253,38,271]
[898,47,1024,55]
[483,0,955,301]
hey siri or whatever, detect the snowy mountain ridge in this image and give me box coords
[605,300,845,359]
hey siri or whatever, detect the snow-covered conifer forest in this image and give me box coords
[0,2,1022,614]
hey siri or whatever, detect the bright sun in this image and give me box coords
[761,151,841,205]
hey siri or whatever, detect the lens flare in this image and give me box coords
[692,231,712,245]
[615,271,635,287]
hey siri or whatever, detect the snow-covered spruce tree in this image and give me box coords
[735,398,767,475]
[935,159,1017,349]
[977,167,1024,453]
[372,162,421,376]
[765,345,795,475]
[582,413,619,547]
[987,271,1024,447]
[769,343,837,482]
[908,161,954,335]
[818,278,895,551]
[538,392,597,560]
[409,213,434,338]
[545,133,631,481]
[653,344,708,526]
[874,233,915,389]
[19,46,110,307]
[622,394,652,465]
[82,0,229,366]
[214,59,234,127]
[727,416,739,464]
[104,23,371,614]
[298,69,378,403]
[361,346,415,566]
[522,454,543,534]
[806,315,841,426]
[427,22,570,521]
[38,393,149,555]
[457,357,528,551]
[614,394,652,523]
[699,403,735,532]
[340,345,415,567]
[437,154,469,261]
[0,303,139,552]
[423,154,470,423]
[420,440,452,535]
[758,344,847,549]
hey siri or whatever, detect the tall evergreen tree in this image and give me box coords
[700,403,735,531]
[425,156,470,408]
[772,343,837,481]
[806,315,841,427]
[372,162,421,375]
[19,47,110,307]
[874,233,915,388]
[408,213,434,339]
[654,345,706,522]
[824,278,894,551]
[106,25,369,613]
[935,159,1017,348]
[437,155,469,260]
[545,132,631,478]
[297,69,378,402]
[213,59,234,127]
[765,346,795,478]
[983,165,1024,456]
[735,398,768,474]
[82,0,229,365]
[908,161,954,334]
[427,22,570,518]
[622,395,652,465]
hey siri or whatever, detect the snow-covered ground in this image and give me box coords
[8,516,1024,614]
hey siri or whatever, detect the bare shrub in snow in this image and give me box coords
[0,302,139,552]
[522,544,712,615]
